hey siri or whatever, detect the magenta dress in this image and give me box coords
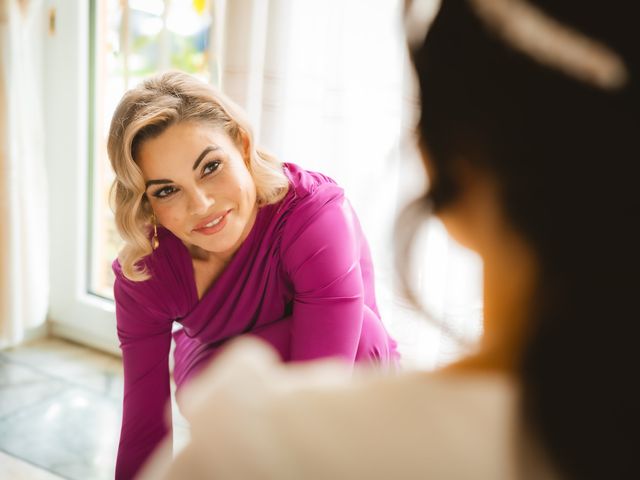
[112,163,399,479]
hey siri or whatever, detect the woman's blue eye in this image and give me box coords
[202,160,221,176]
[153,186,176,198]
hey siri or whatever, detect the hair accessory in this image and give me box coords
[151,213,160,250]
[469,0,629,90]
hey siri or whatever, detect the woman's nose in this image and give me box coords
[188,188,215,215]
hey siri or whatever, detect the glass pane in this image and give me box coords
[88,0,216,298]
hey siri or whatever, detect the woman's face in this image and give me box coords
[137,121,258,259]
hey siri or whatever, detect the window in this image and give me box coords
[46,0,218,351]
[88,0,217,298]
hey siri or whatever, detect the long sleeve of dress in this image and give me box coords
[282,195,366,362]
[113,269,173,480]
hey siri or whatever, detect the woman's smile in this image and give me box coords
[192,209,232,235]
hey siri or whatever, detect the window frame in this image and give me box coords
[46,0,119,354]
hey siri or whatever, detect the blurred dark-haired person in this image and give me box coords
[140,1,638,478]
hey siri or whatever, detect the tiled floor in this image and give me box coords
[0,337,189,480]
[0,451,65,480]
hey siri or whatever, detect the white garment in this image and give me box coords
[140,339,558,480]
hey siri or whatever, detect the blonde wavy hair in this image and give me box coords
[108,71,290,282]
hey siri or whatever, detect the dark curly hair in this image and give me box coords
[403,0,638,478]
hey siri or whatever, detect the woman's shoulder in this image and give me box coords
[278,369,519,479]
[112,227,186,283]
[170,339,521,479]
[112,228,194,320]
[279,163,354,244]
[283,162,343,200]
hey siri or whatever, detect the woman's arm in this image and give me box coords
[113,272,174,480]
[282,197,366,362]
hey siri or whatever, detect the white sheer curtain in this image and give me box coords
[0,0,48,348]
[219,0,482,369]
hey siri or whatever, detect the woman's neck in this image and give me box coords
[449,226,538,375]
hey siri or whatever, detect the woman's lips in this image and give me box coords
[193,210,231,235]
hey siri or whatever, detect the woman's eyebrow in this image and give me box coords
[192,145,220,171]
[145,178,173,188]
[144,145,222,189]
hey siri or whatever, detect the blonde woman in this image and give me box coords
[108,71,399,479]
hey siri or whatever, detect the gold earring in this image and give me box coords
[151,213,160,250]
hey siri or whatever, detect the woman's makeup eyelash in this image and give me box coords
[202,159,222,176]
[153,186,176,199]
[149,160,221,199]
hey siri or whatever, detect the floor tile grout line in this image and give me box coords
[0,347,122,375]
[0,384,121,479]
[0,349,122,375]
[0,354,123,401]
[0,387,76,423]
[0,445,72,480]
